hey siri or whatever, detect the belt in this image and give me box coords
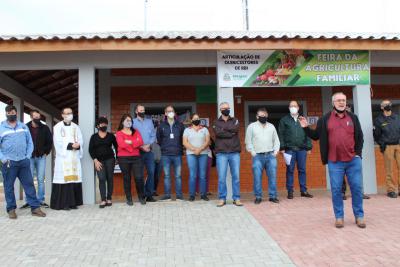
[257,151,273,155]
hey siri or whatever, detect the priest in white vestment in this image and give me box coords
[50,108,84,210]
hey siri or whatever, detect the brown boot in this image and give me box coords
[233,199,243,206]
[216,200,226,207]
[335,218,344,228]
[31,208,46,217]
[8,209,17,219]
[355,218,366,228]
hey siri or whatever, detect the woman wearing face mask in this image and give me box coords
[183,114,211,201]
[116,114,145,206]
[89,117,118,208]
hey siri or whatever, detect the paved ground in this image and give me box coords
[246,192,400,267]
[0,198,294,267]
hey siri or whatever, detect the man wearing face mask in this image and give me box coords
[157,105,185,201]
[0,105,46,219]
[246,107,280,204]
[20,110,53,209]
[373,99,400,198]
[299,92,365,229]
[278,101,313,199]
[133,104,157,202]
[50,107,84,210]
[213,102,242,207]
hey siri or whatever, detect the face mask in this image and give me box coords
[99,126,107,132]
[334,106,345,114]
[123,121,132,128]
[167,112,175,119]
[258,116,267,124]
[64,114,73,122]
[221,109,230,116]
[6,114,17,122]
[33,118,41,124]
[383,105,392,111]
[289,107,298,115]
[192,120,201,126]
[137,112,145,118]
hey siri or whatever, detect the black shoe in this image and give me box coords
[363,194,370,200]
[176,196,184,201]
[139,198,147,205]
[342,194,347,200]
[287,192,294,199]
[146,196,157,202]
[127,200,134,206]
[70,206,78,209]
[106,201,112,206]
[201,195,209,201]
[269,198,279,203]
[254,198,262,204]
[189,196,195,202]
[301,191,313,198]
[206,192,212,196]
[20,203,30,209]
[153,192,159,197]
[99,203,106,209]
[40,202,50,208]
[63,207,70,211]
[387,192,398,198]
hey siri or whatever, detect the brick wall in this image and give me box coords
[110,84,400,197]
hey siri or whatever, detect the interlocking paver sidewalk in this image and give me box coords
[246,193,400,267]
[0,199,294,267]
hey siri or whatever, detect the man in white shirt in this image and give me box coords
[245,107,280,204]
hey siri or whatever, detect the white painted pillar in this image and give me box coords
[78,66,96,204]
[45,115,54,200]
[353,85,377,194]
[12,97,23,200]
[217,87,234,201]
[321,87,332,190]
[98,69,111,129]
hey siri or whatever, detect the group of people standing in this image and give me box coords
[2,92,400,229]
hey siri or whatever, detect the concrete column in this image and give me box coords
[12,97,24,200]
[321,87,332,190]
[353,85,377,194]
[78,66,96,204]
[216,87,235,201]
[98,69,111,129]
[45,116,54,200]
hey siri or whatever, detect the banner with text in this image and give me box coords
[217,50,370,87]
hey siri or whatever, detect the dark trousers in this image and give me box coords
[2,158,40,212]
[96,158,115,201]
[140,151,155,198]
[118,156,144,201]
[153,161,162,193]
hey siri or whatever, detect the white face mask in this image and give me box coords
[123,120,132,128]
[289,107,298,115]
[167,112,175,119]
[64,114,73,122]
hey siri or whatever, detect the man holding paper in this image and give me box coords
[278,100,313,200]
[245,107,280,204]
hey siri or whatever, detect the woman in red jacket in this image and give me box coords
[116,114,145,206]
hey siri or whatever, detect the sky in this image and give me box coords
[0,0,399,35]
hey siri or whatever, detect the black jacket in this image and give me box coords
[212,116,241,153]
[26,121,53,157]
[278,114,312,151]
[304,111,363,165]
[373,113,400,152]
[157,119,185,156]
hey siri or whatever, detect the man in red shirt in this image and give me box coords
[299,92,365,229]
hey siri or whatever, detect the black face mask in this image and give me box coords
[137,112,145,118]
[192,120,201,126]
[221,109,230,116]
[383,105,392,112]
[7,115,17,122]
[258,116,268,124]
[334,106,345,114]
[99,126,108,132]
[33,118,41,124]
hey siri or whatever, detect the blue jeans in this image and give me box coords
[285,150,307,193]
[141,151,155,198]
[2,158,40,212]
[161,155,182,198]
[29,156,46,203]
[328,156,364,219]
[187,154,208,197]
[252,153,277,199]
[216,152,240,201]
